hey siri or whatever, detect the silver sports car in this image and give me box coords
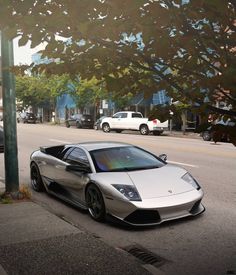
[30,141,205,226]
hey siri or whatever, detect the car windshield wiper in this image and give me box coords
[109,167,134,172]
[108,166,159,172]
[141,165,159,170]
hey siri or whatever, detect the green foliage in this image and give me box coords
[69,77,108,112]
[0,0,235,120]
[16,74,70,109]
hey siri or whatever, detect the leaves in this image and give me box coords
[0,0,235,122]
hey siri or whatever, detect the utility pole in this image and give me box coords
[1,31,19,193]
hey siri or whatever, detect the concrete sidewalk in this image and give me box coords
[0,201,153,275]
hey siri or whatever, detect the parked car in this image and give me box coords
[30,141,205,226]
[94,116,107,130]
[65,114,94,129]
[17,112,37,124]
[101,111,168,135]
[0,126,4,153]
[201,119,235,142]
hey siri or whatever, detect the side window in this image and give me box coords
[132,113,142,118]
[65,148,90,167]
[120,113,128,118]
[113,113,121,118]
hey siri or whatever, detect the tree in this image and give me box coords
[16,74,70,113]
[68,76,108,115]
[1,0,235,141]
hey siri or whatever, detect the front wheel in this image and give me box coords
[140,124,149,135]
[85,184,106,222]
[30,163,45,192]
[202,131,211,141]
[76,121,82,128]
[102,123,110,133]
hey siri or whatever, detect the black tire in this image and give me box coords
[153,130,162,136]
[140,124,149,135]
[202,131,211,141]
[115,130,122,133]
[85,184,106,222]
[65,122,70,128]
[30,163,45,192]
[76,121,82,128]
[102,123,110,133]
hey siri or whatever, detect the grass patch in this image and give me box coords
[0,184,31,203]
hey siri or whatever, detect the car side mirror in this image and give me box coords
[159,154,167,162]
[66,165,91,173]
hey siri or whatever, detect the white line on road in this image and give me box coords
[168,161,199,168]
[49,139,71,144]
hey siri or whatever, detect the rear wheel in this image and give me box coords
[30,163,45,192]
[102,123,110,133]
[85,184,106,222]
[65,121,70,128]
[140,124,149,135]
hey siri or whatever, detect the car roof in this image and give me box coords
[67,141,131,152]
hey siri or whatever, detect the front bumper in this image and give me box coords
[105,189,205,226]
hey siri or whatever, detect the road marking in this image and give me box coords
[168,161,199,168]
[49,139,71,144]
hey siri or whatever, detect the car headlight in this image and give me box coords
[112,184,142,201]
[182,173,201,190]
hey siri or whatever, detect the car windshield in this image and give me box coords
[90,146,165,172]
[71,114,81,119]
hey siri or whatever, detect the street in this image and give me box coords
[1,123,236,275]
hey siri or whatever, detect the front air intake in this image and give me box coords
[124,210,161,224]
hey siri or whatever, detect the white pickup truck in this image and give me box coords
[101,111,168,135]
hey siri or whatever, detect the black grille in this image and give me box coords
[190,200,201,215]
[124,210,161,224]
[121,245,166,267]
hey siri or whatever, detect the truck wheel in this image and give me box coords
[140,125,149,135]
[102,123,110,133]
[153,131,163,136]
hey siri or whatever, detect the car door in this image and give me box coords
[59,147,91,202]
[111,112,128,129]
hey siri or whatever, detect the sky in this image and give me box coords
[13,38,45,65]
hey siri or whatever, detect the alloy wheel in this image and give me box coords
[86,184,105,221]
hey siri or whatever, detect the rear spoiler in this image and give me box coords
[40,145,65,157]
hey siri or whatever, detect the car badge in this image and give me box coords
[168,190,173,193]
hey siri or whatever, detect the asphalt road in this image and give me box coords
[1,123,236,275]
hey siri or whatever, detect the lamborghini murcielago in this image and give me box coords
[30,141,205,226]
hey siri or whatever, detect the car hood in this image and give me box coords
[92,165,195,199]
[128,165,195,199]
